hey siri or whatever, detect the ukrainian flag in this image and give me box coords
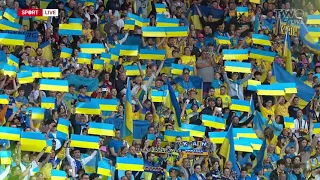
[59,24,83,36]
[151,90,167,102]
[80,43,105,54]
[39,41,53,61]
[247,79,261,91]
[0,19,20,31]
[88,122,115,137]
[98,161,112,177]
[236,7,248,17]
[127,13,150,27]
[222,49,248,61]
[230,99,251,112]
[164,130,190,142]
[60,47,73,58]
[284,117,294,128]
[116,157,144,171]
[216,36,231,45]
[252,34,271,46]
[142,27,166,37]
[21,132,47,152]
[0,151,11,165]
[307,26,320,37]
[0,11,2,19]
[69,18,83,24]
[208,132,227,144]
[0,32,24,46]
[219,125,240,175]
[224,61,251,74]
[165,26,188,37]
[156,18,179,27]
[3,8,17,22]
[70,134,100,149]
[110,47,120,61]
[39,79,69,92]
[139,49,166,60]
[240,138,263,150]
[171,63,193,75]
[273,63,314,108]
[78,52,92,64]
[180,123,205,137]
[124,65,145,76]
[75,102,101,115]
[17,71,33,84]
[41,67,61,78]
[57,118,69,140]
[7,54,19,67]
[284,30,293,73]
[277,83,297,94]
[31,66,42,78]
[147,134,155,145]
[155,3,166,13]
[0,94,8,105]
[0,126,20,141]
[249,49,276,62]
[2,64,16,77]
[234,139,253,152]
[233,128,257,139]
[117,45,139,56]
[51,170,67,180]
[167,79,182,129]
[91,98,118,111]
[93,59,104,70]
[27,107,45,120]
[306,15,320,25]
[101,52,112,63]
[256,84,285,96]
[299,23,320,54]
[314,123,320,134]
[40,0,51,8]
[201,114,225,129]
[124,20,135,30]
[123,78,133,144]
[45,139,52,153]
[41,97,56,109]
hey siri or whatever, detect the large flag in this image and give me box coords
[253,140,267,173]
[299,22,320,54]
[167,79,181,129]
[219,125,240,177]
[284,30,293,73]
[123,78,133,144]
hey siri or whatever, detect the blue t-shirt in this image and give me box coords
[5,96,15,118]
[108,139,123,154]
[78,94,91,102]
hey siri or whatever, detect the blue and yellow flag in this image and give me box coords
[201,114,225,129]
[171,63,193,75]
[91,98,118,112]
[151,90,167,102]
[78,52,92,64]
[256,84,285,96]
[117,45,139,56]
[109,47,120,61]
[250,49,275,62]
[234,128,257,139]
[2,64,16,77]
[299,22,320,53]
[307,26,320,37]
[7,54,19,67]
[3,8,17,22]
[314,123,320,134]
[156,18,179,27]
[240,137,263,150]
[165,26,188,37]
[306,15,320,25]
[80,43,105,54]
[0,33,24,46]
[284,30,293,73]
[101,52,112,63]
[39,79,69,92]
[75,102,101,115]
[219,125,240,175]
[236,7,248,17]
[51,170,67,180]
[180,123,205,137]
[27,107,45,120]
[284,117,294,128]
[98,161,112,177]
[139,49,166,60]
[59,24,83,36]
[253,140,266,173]
[142,27,166,37]
[155,3,166,13]
[69,18,83,24]
[209,132,227,144]
[127,13,149,27]
[216,36,231,45]
[21,132,47,152]
[42,67,61,78]
[88,122,115,137]
[123,78,133,144]
[0,94,9,104]
[252,34,271,46]
[247,79,261,91]
[225,61,251,74]
[39,41,53,61]
[60,47,73,59]
[57,118,70,140]
[223,49,248,61]
[0,19,20,31]
[0,126,20,141]
[70,134,100,149]
[234,139,253,152]
[116,157,144,171]
[124,20,135,30]
[0,151,11,165]
[41,97,56,109]
[167,79,182,129]
[164,130,190,142]
[31,66,42,78]
[230,99,251,112]
[93,59,104,70]
[124,65,145,76]
[277,83,297,94]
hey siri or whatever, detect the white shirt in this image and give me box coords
[292,118,308,138]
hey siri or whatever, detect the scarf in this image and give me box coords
[179,80,194,91]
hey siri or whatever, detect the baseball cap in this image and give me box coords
[183,68,190,74]
[79,85,87,89]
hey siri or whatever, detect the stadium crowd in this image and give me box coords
[0,0,319,179]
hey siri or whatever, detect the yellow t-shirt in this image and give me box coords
[266,135,278,146]
[305,80,313,87]
[164,44,175,58]
[216,94,231,108]
[181,55,196,66]
[261,105,276,120]
[82,29,93,43]
[276,102,290,117]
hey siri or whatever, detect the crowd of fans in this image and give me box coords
[0,0,319,179]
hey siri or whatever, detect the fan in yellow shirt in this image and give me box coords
[181,47,196,66]
[216,86,231,108]
[275,94,295,117]
[258,96,275,120]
